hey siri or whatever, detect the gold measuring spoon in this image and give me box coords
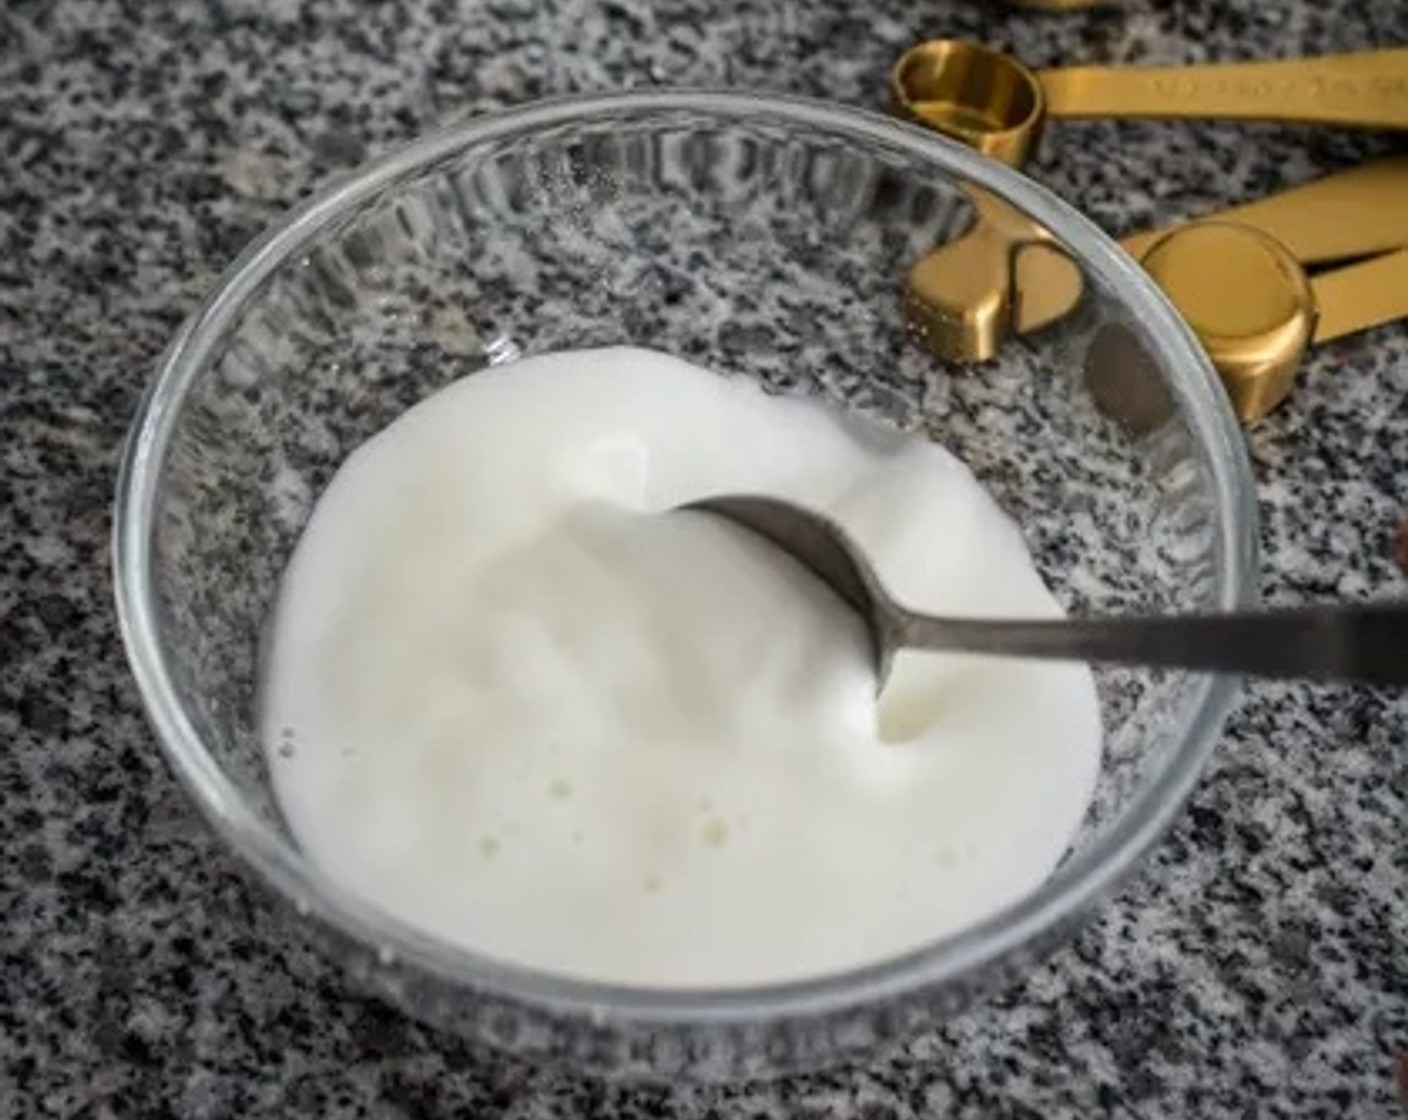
[1136,226,1408,420]
[905,187,1056,362]
[905,155,1408,365]
[892,42,1408,167]
[1016,153,1408,334]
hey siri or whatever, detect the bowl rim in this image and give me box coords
[113,89,1258,1027]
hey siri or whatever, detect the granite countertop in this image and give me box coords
[3,0,1406,1115]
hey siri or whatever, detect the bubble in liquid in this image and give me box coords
[701,819,729,848]
[277,728,297,759]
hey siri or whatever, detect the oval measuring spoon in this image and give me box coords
[1096,226,1408,424]
[892,41,1408,166]
[905,187,1056,362]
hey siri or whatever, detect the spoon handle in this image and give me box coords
[1039,50,1408,130]
[1310,246,1408,345]
[894,602,1408,686]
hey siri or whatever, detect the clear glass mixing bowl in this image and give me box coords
[114,91,1256,1081]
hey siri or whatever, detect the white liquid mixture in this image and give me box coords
[262,347,1101,987]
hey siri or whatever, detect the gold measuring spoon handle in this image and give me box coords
[1015,154,1408,335]
[1166,153,1408,265]
[906,187,1058,363]
[1311,246,1408,344]
[1039,49,1408,129]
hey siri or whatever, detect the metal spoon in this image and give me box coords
[686,495,1408,688]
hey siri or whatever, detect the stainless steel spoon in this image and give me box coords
[685,495,1408,688]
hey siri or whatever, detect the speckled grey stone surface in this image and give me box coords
[2,0,1406,1116]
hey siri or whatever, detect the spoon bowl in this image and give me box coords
[892,40,1046,166]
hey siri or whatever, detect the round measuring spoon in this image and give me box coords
[1138,224,1316,421]
[1100,224,1408,423]
[892,42,1408,166]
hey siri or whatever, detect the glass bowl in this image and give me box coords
[114,91,1256,1081]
